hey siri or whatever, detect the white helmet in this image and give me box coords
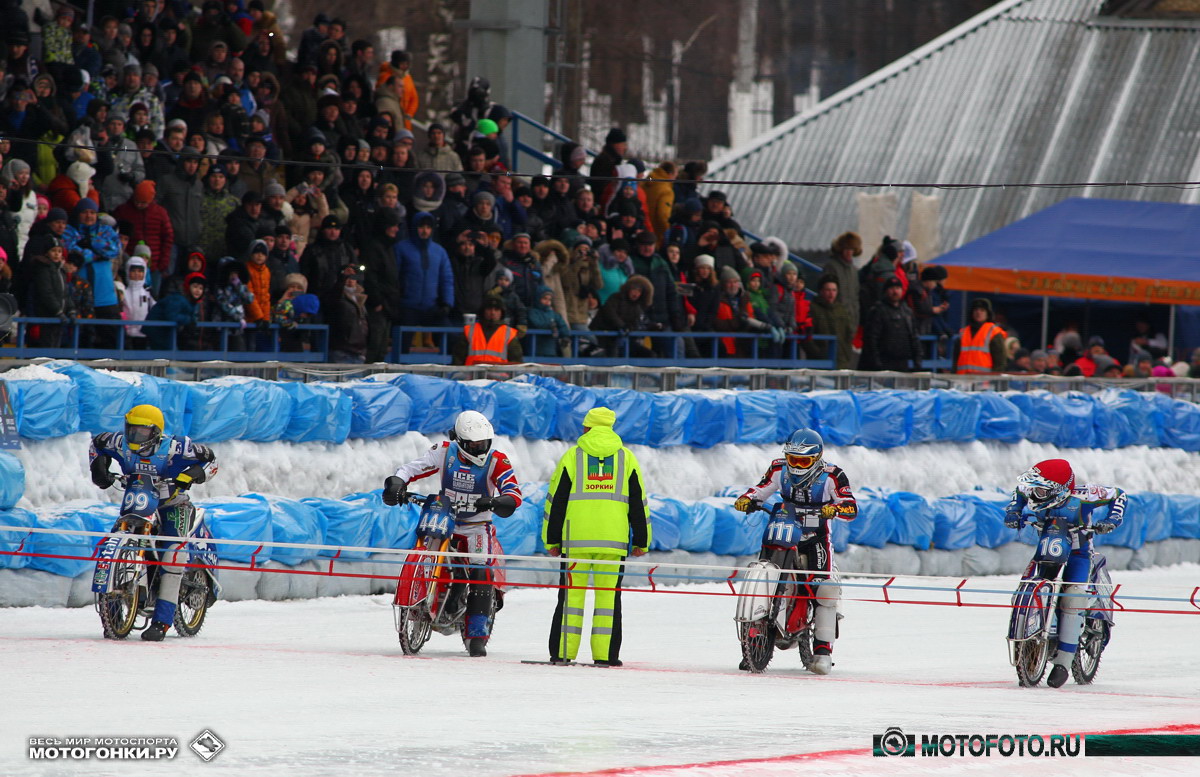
[453,410,494,466]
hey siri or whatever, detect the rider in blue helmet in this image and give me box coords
[734,428,857,675]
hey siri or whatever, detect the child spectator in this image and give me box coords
[121,255,156,349]
[214,260,255,351]
[485,267,528,335]
[526,285,570,358]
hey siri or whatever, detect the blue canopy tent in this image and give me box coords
[936,198,1200,356]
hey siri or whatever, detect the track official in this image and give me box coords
[543,407,651,666]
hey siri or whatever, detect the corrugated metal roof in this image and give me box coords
[708,0,1200,257]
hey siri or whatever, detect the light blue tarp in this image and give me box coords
[847,493,894,548]
[187,382,249,442]
[856,391,913,448]
[5,379,80,439]
[934,390,980,442]
[198,497,274,563]
[679,500,717,552]
[485,381,555,440]
[343,491,416,552]
[44,361,155,434]
[25,504,117,577]
[280,383,352,443]
[339,382,411,439]
[385,374,466,434]
[497,483,545,557]
[1151,395,1200,451]
[975,393,1028,443]
[709,499,765,556]
[772,391,816,441]
[0,507,38,569]
[1169,494,1200,538]
[245,494,327,566]
[650,393,692,447]
[647,496,684,551]
[1096,389,1161,449]
[885,491,935,550]
[0,452,25,509]
[300,497,375,559]
[1056,393,1097,448]
[591,388,653,446]
[931,497,978,550]
[1005,391,1065,444]
[736,392,779,445]
[683,392,738,449]
[512,375,596,440]
[810,392,860,446]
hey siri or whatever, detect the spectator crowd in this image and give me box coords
[0,2,1193,375]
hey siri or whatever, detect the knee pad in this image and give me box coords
[814,578,841,607]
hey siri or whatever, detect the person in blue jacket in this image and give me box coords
[396,211,454,349]
[526,285,569,358]
[63,198,121,347]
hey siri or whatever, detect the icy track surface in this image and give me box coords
[3,566,1199,776]
[12,433,1200,508]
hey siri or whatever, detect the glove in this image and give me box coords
[770,326,787,345]
[381,476,407,506]
[820,504,837,519]
[1092,520,1117,534]
[733,496,757,513]
[1004,512,1024,529]
[474,496,495,512]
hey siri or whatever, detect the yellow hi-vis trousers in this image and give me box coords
[549,553,625,662]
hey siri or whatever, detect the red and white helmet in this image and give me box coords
[1017,459,1074,511]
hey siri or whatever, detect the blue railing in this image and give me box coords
[388,326,952,371]
[6,318,330,362]
[510,110,596,173]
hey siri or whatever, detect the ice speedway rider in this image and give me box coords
[734,428,856,674]
[1004,459,1126,688]
[382,410,523,657]
[89,404,219,642]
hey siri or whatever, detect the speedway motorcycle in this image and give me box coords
[392,493,502,655]
[92,476,219,639]
[734,504,828,673]
[1007,515,1115,687]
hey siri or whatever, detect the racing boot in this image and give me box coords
[1047,664,1069,688]
[141,621,169,642]
[467,638,487,657]
[594,659,623,667]
[809,640,832,675]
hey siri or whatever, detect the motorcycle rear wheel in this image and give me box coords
[398,607,433,655]
[739,619,775,674]
[97,548,142,640]
[1071,620,1106,685]
[174,569,212,637]
[1014,637,1050,687]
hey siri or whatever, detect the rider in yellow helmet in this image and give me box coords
[90,404,219,641]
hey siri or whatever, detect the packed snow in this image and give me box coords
[10,433,1200,509]
[2,565,1198,776]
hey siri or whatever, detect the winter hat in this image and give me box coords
[1152,365,1174,378]
[250,239,268,255]
[682,198,703,215]
[694,254,716,269]
[1030,349,1048,362]
[604,128,627,146]
[184,272,208,288]
[393,128,415,143]
[132,242,153,259]
[73,198,99,217]
[293,294,321,316]
[473,191,495,206]
[126,255,148,274]
[883,275,904,289]
[900,240,918,265]
[3,158,30,178]
[879,236,900,261]
[67,161,95,185]
[780,260,798,276]
[321,215,342,230]
[583,406,617,429]
[475,119,499,136]
[570,145,588,164]
[47,207,69,223]
[719,266,741,283]
[920,265,948,282]
[133,180,156,203]
[284,273,308,293]
[264,182,286,198]
[1088,335,1106,348]
[970,297,993,314]
[635,230,657,246]
[445,172,466,188]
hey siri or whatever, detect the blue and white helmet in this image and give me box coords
[782,428,824,487]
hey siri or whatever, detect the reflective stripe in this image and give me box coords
[591,627,614,635]
[464,324,517,366]
[570,492,631,503]
[565,607,585,616]
[562,625,584,635]
[563,539,629,550]
[574,448,627,500]
[594,608,615,617]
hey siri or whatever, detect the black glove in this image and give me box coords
[1092,520,1117,534]
[91,470,117,490]
[474,496,495,512]
[382,476,407,506]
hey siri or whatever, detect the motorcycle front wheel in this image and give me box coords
[1014,637,1050,687]
[174,569,212,637]
[739,619,775,674]
[397,606,433,655]
[97,548,142,640]
[1072,620,1107,685]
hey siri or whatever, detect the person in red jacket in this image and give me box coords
[114,180,175,296]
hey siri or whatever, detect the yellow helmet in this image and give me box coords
[124,404,165,451]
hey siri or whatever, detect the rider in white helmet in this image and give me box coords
[382,410,523,657]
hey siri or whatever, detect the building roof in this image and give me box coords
[709,0,1200,257]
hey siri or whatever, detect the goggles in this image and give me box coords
[1028,485,1056,503]
[786,453,819,469]
[460,438,491,458]
[124,423,158,449]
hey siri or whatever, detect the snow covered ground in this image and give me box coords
[2,565,1198,777]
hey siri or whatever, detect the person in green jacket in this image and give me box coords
[543,406,651,666]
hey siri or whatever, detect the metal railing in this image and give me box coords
[5,318,330,363]
[510,110,596,173]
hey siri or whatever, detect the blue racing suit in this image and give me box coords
[89,433,218,625]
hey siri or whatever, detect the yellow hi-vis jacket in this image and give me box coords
[542,425,651,555]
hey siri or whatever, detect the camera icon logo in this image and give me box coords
[873,727,915,757]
